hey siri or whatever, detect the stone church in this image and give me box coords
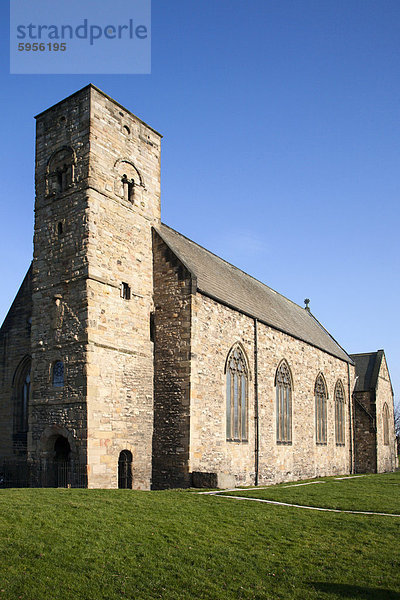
[0,85,397,489]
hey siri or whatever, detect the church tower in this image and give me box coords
[30,85,161,488]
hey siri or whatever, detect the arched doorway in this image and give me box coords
[54,435,71,461]
[118,450,133,489]
[53,435,71,487]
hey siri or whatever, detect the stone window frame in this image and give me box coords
[383,402,390,446]
[225,343,250,443]
[52,360,65,388]
[315,373,328,445]
[12,355,31,436]
[334,380,346,446]
[45,146,76,197]
[275,359,293,445]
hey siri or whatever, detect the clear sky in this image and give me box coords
[0,1,399,405]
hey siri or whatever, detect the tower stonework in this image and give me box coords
[30,85,161,488]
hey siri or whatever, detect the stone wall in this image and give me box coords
[353,391,377,473]
[375,355,397,472]
[84,87,161,488]
[190,293,354,486]
[0,267,32,459]
[152,232,192,489]
[30,87,91,468]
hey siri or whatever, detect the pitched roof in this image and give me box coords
[350,351,384,392]
[155,223,352,363]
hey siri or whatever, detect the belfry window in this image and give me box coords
[53,361,64,387]
[226,345,249,442]
[122,174,135,203]
[46,147,75,196]
[383,403,390,445]
[334,381,345,445]
[276,361,292,443]
[315,374,327,444]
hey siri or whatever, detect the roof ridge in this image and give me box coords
[307,311,353,364]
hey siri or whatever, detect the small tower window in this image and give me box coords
[52,361,64,387]
[122,174,135,203]
[57,222,63,236]
[121,282,131,300]
[46,147,75,196]
[150,312,155,343]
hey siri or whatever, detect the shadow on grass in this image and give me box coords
[310,582,400,599]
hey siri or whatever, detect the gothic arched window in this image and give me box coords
[315,374,327,444]
[52,361,64,387]
[13,357,31,436]
[275,360,292,443]
[383,403,390,446]
[334,380,345,445]
[46,147,75,196]
[226,345,249,442]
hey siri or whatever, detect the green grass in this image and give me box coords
[221,473,400,514]
[0,473,398,600]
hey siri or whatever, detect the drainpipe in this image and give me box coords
[254,319,259,486]
[347,364,355,474]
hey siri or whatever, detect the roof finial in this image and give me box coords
[304,298,310,312]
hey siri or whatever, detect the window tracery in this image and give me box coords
[226,345,249,442]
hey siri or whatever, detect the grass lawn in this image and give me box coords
[221,472,400,514]
[0,473,398,600]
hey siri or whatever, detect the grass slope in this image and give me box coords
[0,473,398,599]
[223,473,400,514]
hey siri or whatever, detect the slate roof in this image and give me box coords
[155,223,352,363]
[350,351,384,392]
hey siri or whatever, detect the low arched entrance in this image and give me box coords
[118,450,133,489]
[38,426,81,488]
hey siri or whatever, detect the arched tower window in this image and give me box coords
[383,403,390,446]
[315,374,327,444]
[13,357,31,437]
[118,450,133,489]
[52,361,64,387]
[226,345,249,442]
[275,360,292,443]
[46,147,75,196]
[334,380,345,446]
[114,159,144,204]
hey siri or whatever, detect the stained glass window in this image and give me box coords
[53,361,64,387]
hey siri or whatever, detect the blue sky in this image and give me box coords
[0,1,399,404]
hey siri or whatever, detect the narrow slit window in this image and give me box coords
[121,282,131,300]
[383,403,390,445]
